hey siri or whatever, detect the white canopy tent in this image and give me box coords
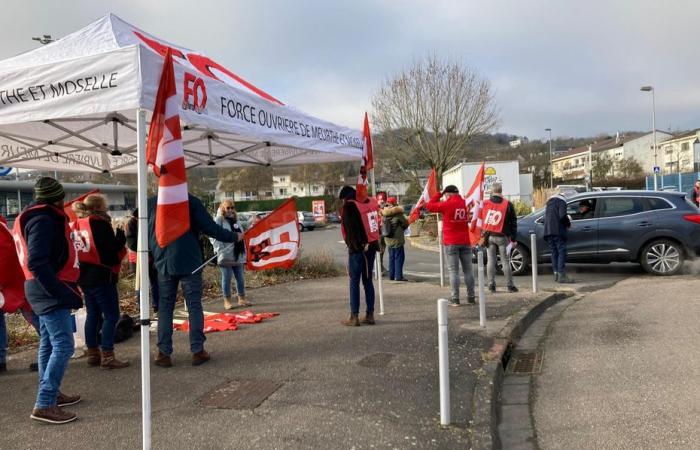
[0,14,364,449]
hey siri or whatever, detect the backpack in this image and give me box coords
[381,217,396,238]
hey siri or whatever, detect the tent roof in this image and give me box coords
[0,14,363,173]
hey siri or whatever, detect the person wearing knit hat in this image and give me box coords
[33,177,65,205]
[14,176,83,424]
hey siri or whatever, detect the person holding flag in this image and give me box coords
[478,183,518,293]
[146,49,241,368]
[426,185,475,306]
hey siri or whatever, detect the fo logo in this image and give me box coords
[183,72,207,113]
[484,209,503,226]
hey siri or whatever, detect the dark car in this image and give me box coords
[506,191,700,276]
[326,211,341,223]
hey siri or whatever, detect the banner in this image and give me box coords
[312,200,326,222]
[245,198,300,271]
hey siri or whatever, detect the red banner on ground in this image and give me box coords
[173,310,280,333]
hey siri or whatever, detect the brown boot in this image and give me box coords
[100,351,130,370]
[237,294,251,307]
[223,296,234,310]
[57,391,81,407]
[155,352,172,368]
[361,313,375,325]
[86,347,101,367]
[192,350,211,366]
[30,405,77,424]
[341,314,360,327]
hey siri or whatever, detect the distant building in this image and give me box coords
[508,137,529,149]
[658,129,700,173]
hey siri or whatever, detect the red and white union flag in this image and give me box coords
[146,48,190,248]
[409,168,438,224]
[245,198,300,271]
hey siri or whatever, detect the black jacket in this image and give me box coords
[21,204,82,315]
[341,201,379,254]
[544,195,570,238]
[78,215,127,287]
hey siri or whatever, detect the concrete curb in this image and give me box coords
[470,291,571,450]
[407,236,439,253]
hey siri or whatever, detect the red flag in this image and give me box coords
[64,189,100,222]
[356,112,373,202]
[0,217,28,313]
[245,198,300,271]
[409,168,439,224]
[464,163,486,245]
[146,48,190,248]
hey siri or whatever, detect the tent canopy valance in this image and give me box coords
[0,13,362,173]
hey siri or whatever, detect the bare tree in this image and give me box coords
[372,55,499,181]
[218,166,273,197]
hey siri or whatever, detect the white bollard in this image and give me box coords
[437,298,450,426]
[377,256,385,315]
[438,219,445,287]
[477,249,486,328]
[530,233,538,293]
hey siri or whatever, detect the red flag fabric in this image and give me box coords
[356,112,373,202]
[464,163,486,245]
[0,216,28,313]
[245,198,300,271]
[409,168,439,224]
[146,48,190,248]
[64,189,100,223]
[173,310,280,333]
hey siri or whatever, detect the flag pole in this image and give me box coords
[136,108,152,450]
[370,169,385,315]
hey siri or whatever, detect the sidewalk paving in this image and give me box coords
[2,276,546,450]
[533,277,700,450]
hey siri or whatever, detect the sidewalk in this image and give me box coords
[1,276,546,450]
[533,277,700,449]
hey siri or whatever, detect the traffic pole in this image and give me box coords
[477,249,486,328]
[530,233,538,293]
[437,298,450,426]
[438,217,445,287]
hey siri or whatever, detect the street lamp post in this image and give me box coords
[640,86,658,190]
[545,128,553,188]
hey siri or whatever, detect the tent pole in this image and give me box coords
[136,108,152,450]
[370,169,385,315]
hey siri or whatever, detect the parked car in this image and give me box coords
[326,211,341,223]
[297,211,316,231]
[505,191,700,276]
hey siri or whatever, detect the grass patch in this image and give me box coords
[5,313,38,353]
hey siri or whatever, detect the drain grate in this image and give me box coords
[358,352,395,368]
[199,379,282,410]
[506,352,543,374]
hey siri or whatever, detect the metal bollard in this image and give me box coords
[377,256,385,315]
[530,233,538,293]
[438,219,445,287]
[477,249,486,328]
[437,298,450,426]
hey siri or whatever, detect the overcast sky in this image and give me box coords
[1,0,698,141]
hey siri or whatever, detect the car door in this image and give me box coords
[596,196,649,261]
[564,198,599,261]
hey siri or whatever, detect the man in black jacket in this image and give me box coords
[15,177,82,424]
[339,186,379,326]
[543,193,573,283]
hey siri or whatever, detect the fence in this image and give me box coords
[645,172,700,195]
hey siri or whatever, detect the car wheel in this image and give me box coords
[509,246,530,276]
[641,239,684,276]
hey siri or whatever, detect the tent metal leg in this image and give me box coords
[136,108,152,450]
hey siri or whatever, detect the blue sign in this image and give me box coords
[653,166,661,174]
[0,166,12,177]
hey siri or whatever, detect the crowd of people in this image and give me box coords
[0,177,248,424]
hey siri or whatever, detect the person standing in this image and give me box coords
[382,197,409,282]
[71,194,129,369]
[210,199,249,310]
[149,194,239,368]
[426,185,475,306]
[339,186,380,326]
[692,180,700,207]
[13,177,82,424]
[544,193,574,283]
[479,183,518,293]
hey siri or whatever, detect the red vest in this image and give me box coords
[480,198,509,234]
[0,219,28,313]
[72,216,126,274]
[341,198,380,244]
[13,204,80,283]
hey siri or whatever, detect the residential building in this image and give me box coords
[658,129,700,173]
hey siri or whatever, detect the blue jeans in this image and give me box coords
[1,309,39,364]
[158,273,205,355]
[388,246,405,280]
[83,284,120,352]
[545,235,567,274]
[36,308,74,408]
[219,265,245,298]
[348,249,376,315]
